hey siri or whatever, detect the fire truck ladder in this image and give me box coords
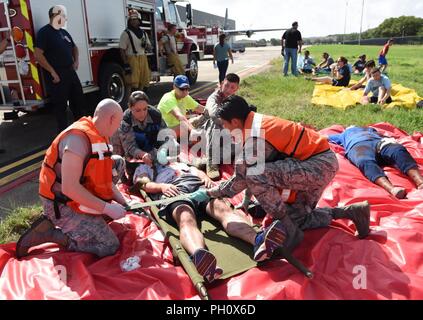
[0,0,31,111]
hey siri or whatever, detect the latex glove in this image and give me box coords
[103,203,127,220]
[189,189,210,203]
[157,148,169,165]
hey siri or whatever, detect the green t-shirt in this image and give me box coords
[158,90,198,128]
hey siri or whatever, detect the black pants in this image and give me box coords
[217,60,229,83]
[45,67,87,133]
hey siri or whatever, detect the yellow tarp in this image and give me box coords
[311,80,423,110]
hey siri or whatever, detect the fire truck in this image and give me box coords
[0,0,202,113]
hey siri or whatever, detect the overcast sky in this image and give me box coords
[188,0,423,40]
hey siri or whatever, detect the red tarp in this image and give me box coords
[1,123,423,300]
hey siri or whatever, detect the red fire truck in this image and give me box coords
[0,0,202,113]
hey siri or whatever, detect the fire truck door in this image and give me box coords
[30,0,93,86]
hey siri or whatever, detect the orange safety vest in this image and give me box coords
[243,112,330,204]
[39,117,114,216]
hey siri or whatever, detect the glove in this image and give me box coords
[123,63,132,75]
[281,49,285,57]
[189,189,210,203]
[103,203,127,220]
[157,148,169,165]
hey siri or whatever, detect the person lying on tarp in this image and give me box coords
[361,68,392,105]
[16,99,129,259]
[135,161,286,283]
[111,91,170,183]
[310,56,351,87]
[328,126,423,199]
[349,60,376,91]
[187,96,371,252]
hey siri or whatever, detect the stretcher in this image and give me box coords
[127,190,313,300]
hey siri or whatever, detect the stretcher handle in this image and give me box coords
[278,246,314,279]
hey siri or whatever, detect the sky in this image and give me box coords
[187,0,423,40]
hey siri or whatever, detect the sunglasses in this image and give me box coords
[178,87,189,91]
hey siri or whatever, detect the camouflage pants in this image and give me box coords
[242,150,339,249]
[112,155,125,185]
[42,198,120,258]
[199,118,234,166]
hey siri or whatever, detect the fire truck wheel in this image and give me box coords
[185,53,198,85]
[99,62,129,109]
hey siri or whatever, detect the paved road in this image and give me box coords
[0,46,281,218]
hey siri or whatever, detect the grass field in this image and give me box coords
[1,44,422,244]
[238,44,423,133]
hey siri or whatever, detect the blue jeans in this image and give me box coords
[347,142,417,183]
[217,60,229,83]
[283,48,298,76]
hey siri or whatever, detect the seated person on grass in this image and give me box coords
[134,161,286,283]
[313,52,334,75]
[299,50,316,74]
[361,68,392,105]
[352,54,367,74]
[311,56,351,87]
[328,126,423,199]
[157,75,205,139]
[350,60,376,91]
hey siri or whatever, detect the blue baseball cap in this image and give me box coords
[174,75,190,89]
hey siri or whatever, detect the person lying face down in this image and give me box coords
[328,126,423,199]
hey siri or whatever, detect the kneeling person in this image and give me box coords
[138,163,286,283]
[16,99,129,259]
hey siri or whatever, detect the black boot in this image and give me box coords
[16,216,69,259]
[332,201,370,239]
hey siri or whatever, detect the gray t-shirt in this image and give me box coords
[364,75,392,97]
[52,132,90,195]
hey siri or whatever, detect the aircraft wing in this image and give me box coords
[222,28,289,38]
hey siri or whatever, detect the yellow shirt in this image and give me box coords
[158,90,198,128]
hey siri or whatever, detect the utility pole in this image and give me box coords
[343,0,348,44]
[358,0,365,45]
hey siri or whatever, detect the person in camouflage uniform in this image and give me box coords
[16,99,129,259]
[111,91,169,184]
[189,96,371,252]
[199,73,241,180]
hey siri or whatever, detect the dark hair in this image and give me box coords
[371,67,381,75]
[338,56,348,64]
[128,91,149,108]
[359,54,366,59]
[323,52,329,58]
[225,73,240,84]
[364,59,375,68]
[292,21,298,27]
[216,95,252,122]
[219,33,226,46]
[167,24,176,32]
[304,50,310,55]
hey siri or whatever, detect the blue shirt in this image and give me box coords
[328,127,382,156]
[214,43,231,62]
[35,24,75,69]
[302,57,315,70]
[364,75,392,97]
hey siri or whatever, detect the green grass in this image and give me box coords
[238,44,423,133]
[0,206,42,244]
[1,44,422,245]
